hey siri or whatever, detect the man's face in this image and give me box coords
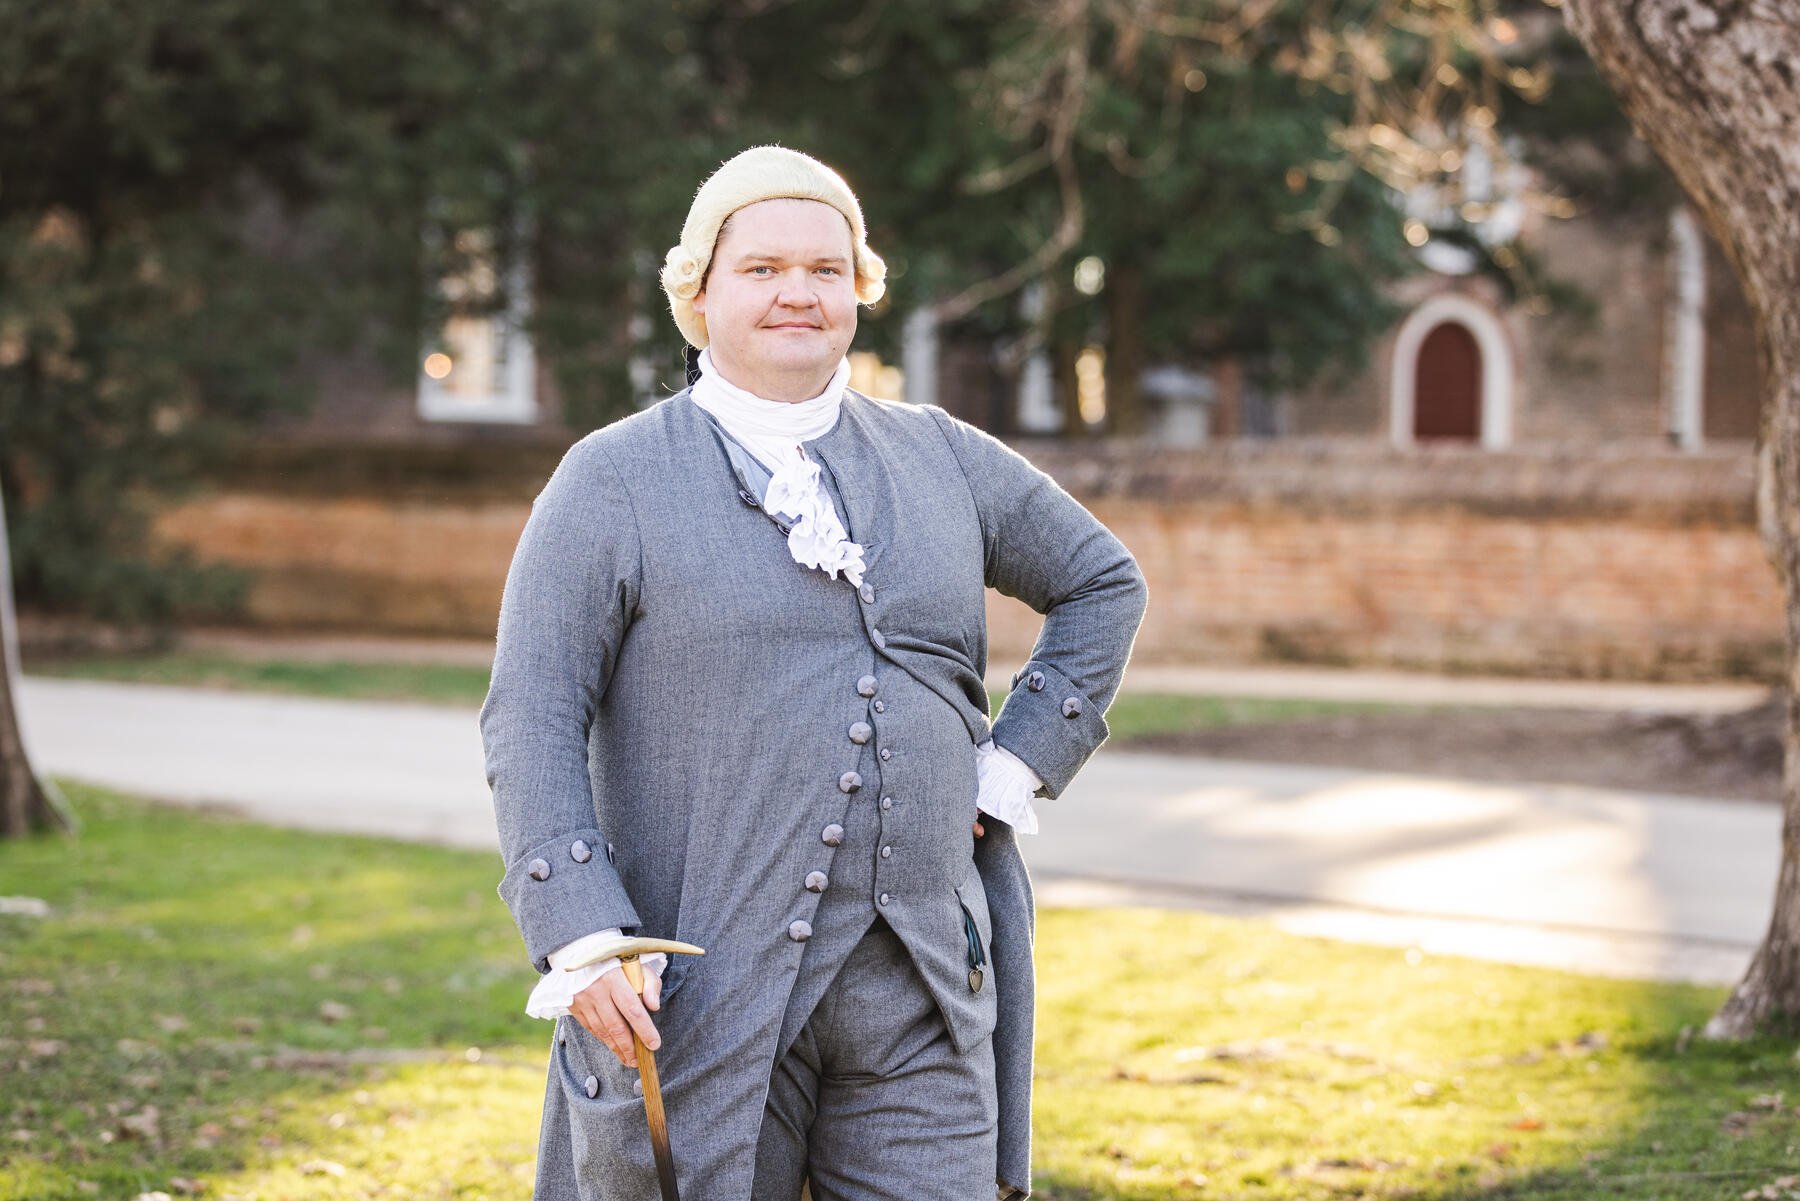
[693,197,858,402]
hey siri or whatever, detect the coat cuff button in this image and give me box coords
[1027,671,1046,692]
[1061,696,1083,718]
[527,858,551,881]
[570,839,593,863]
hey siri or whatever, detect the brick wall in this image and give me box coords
[148,436,1784,682]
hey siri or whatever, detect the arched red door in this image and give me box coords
[1413,321,1482,441]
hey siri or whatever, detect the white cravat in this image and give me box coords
[689,349,866,586]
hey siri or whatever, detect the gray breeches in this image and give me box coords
[752,915,999,1200]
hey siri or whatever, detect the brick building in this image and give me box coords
[151,191,1779,681]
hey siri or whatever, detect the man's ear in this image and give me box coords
[692,289,706,316]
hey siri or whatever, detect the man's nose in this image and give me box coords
[775,268,819,306]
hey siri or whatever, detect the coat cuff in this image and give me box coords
[990,659,1111,799]
[498,828,642,974]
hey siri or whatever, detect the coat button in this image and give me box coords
[528,858,551,882]
[1010,669,1023,689]
[1027,671,1046,692]
[821,823,845,847]
[584,1075,599,1098]
[859,582,875,604]
[632,1079,644,1097]
[879,796,893,811]
[804,870,829,893]
[737,488,760,507]
[872,700,885,713]
[558,1029,568,1046]
[880,845,893,859]
[856,675,878,698]
[1062,696,1084,718]
[848,721,872,745]
[878,892,893,906]
[870,627,886,650]
[788,920,813,942]
[879,747,892,762]
[570,839,593,863]
[607,842,617,864]
[838,771,863,794]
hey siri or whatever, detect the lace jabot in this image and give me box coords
[690,350,866,586]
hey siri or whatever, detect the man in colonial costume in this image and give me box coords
[481,145,1148,1201]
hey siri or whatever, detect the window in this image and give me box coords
[417,222,537,424]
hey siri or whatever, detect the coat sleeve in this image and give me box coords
[926,406,1150,799]
[480,434,646,974]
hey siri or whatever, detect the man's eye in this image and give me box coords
[750,266,774,275]
[817,266,840,276]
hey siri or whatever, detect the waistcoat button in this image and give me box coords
[878,892,892,906]
[879,747,892,761]
[872,700,885,713]
[879,796,893,811]
[880,845,893,859]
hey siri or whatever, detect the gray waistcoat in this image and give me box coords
[480,387,1148,1200]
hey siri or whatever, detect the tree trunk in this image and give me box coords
[1104,262,1146,437]
[0,476,74,840]
[1559,0,1800,1037]
[1211,354,1244,440]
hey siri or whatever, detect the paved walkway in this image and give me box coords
[16,675,1780,986]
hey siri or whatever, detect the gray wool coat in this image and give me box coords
[480,385,1148,1201]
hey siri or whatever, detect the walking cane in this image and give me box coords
[564,934,706,1201]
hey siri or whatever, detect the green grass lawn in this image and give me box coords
[27,652,491,709]
[4,785,1797,1200]
[29,651,1412,736]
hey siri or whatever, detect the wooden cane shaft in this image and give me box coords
[620,955,680,1201]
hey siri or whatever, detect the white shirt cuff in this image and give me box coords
[974,738,1043,836]
[524,927,667,1020]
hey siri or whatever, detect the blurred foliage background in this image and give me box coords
[0,0,1651,625]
